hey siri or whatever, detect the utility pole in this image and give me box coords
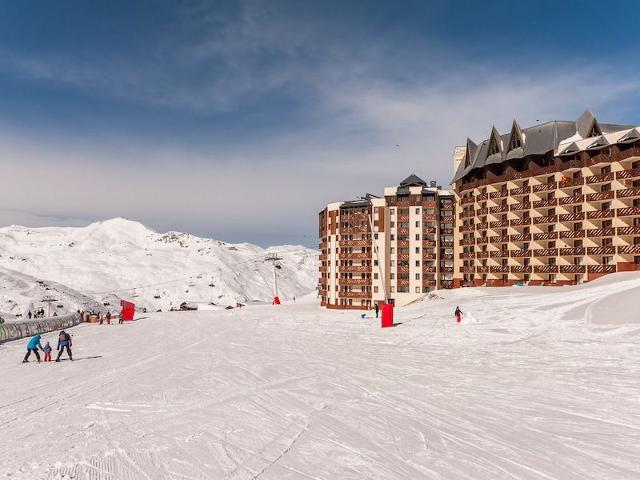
[265,253,283,304]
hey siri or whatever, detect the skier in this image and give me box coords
[374,303,380,318]
[22,334,44,363]
[55,330,73,362]
[43,341,53,362]
[455,306,463,323]
[106,311,112,325]
[28,311,32,319]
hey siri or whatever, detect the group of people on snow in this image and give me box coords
[27,308,46,319]
[22,330,73,363]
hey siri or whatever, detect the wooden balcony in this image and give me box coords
[340,226,369,234]
[510,234,532,242]
[489,220,509,229]
[586,191,615,202]
[423,227,437,234]
[477,237,489,244]
[510,186,531,196]
[586,209,615,219]
[558,212,585,222]
[339,291,372,299]
[618,245,640,254]
[476,193,488,201]
[340,239,370,247]
[461,238,476,246]
[511,266,532,273]
[490,250,508,258]
[397,214,410,222]
[510,202,531,212]
[532,198,558,209]
[532,215,558,225]
[441,241,454,248]
[559,265,586,274]
[585,172,614,184]
[423,253,437,260]
[461,266,476,273]
[489,205,509,214]
[559,177,585,188]
[559,247,585,256]
[558,230,585,239]
[461,209,475,219]
[338,265,370,273]
[533,248,558,257]
[440,267,454,273]
[476,222,489,231]
[397,240,410,248]
[477,266,489,273]
[440,280,454,289]
[490,266,510,273]
[398,227,410,235]
[397,265,410,273]
[489,190,508,199]
[615,168,640,180]
[533,232,559,240]
[533,265,559,273]
[461,195,475,205]
[423,266,437,273]
[397,279,410,287]
[442,254,454,260]
[318,289,328,296]
[319,254,328,261]
[423,280,437,287]
[586,246,616,255]
[510,218,532,227]
[558,195,584,205]
[340,278,371,286]
[587,265,616,274]
[585,228,616,238]
[510,250,531,257]
[617,226,640,235]
[617,187,640,199]
[423,240,437,247]
[319,241,328,249]
[532,181,557,193]
[460,252,476,259]
[340,252,372,260]
[423,214,438,221]
[616,207,640,217]
[319,266,329,273]
[476,251,489,259]
[340,213,370,222]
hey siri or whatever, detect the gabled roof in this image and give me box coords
[399,174,427,187]
[452,110,635,183]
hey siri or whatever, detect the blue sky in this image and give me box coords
[1,0,640,246]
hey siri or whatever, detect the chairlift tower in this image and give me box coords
[41,295,57,318]
[265,253,283,305]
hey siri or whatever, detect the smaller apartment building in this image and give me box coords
[319,175,455,309]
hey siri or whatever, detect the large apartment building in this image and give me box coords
[452,110,640,287]
[318,175,455,309]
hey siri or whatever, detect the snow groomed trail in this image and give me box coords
[1,275,640,479]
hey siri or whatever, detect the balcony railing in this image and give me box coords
[559,177,585,188]
[617,226,640,235]
[398,227,410,235]
[340,239,370,247]
[616,207,640,217]
[585,172,614,184]
[618,245,640,254]
[587,265,616,274]
[510,234,532,242]
[558,195,584,205]
[586,209,615,219]
[340,226,370,234]
[532,198,558,209]
[532,215,558,225]
[533,232,559,240]
[423,240,437,247]
[338,265,370,273]
[397,254,410,262]
[461,266,476,273]
[534,248,558,257]
[585,228,616,238]
[489,190,508,199]
[490,266,510,273]
[510,250,531,257]
[461,238,475,246]
[477,251,489,259]
[586,246,616,255]
[559,265,586,274]
[586,191,615,202]
[558,230,585,239]
[319,254,328,261]
[461,196,475,205]
[489,235,510,243]
[511,266,532,273]
[339,278,371,286]
[510,202,531,212]
[476,222,489,231]
[532,181,557,192]
[423,227,437,234]
[558,212,585,222]
[617,187,640,199]
[533,265,559,273]
[340,213,370,222]
[489,205,509,214]
[440,267,454,273]
[397,265,410,273]
[340,252,372,260]
[615,168,640,180]
[423,266,437,273]
[489,220,509,229]
[423,253,437,260]
[510,218,532,227]
[397,214,410,222]
[339,291,372,299]
[510,186,531,196]
[441,241,454,248]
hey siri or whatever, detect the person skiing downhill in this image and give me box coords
[455,306,463,323]
[374,303,380,318]
[55,330,73,362]
[23,334,44,363]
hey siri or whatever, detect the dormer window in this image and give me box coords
[488,138,500,156]
[588,123,602,138]
[509,134,521,150]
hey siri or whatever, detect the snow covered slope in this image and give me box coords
[1,273,639,478]
[0,218,317,315]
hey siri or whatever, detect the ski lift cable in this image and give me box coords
[84,248,312,296]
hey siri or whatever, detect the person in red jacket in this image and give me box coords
[455,306,463,323]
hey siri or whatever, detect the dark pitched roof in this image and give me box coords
[452,110,634,183]
[399,174,427,187]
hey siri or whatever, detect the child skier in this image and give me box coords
[455,306,463,323]
[43,341,52,362]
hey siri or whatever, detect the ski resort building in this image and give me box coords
[318,175,455,309]
[452,110,640,287]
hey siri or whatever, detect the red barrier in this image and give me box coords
[273,296,281,305]
[381,303,394,328]
[120,300,135,321]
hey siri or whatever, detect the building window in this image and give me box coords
[415,273,420,280]
[415,287,420,293]
[374,286,378,293]
[603,256,614,265]
[390,286,395,293]
[390,208,395,215]
[374,273,378,279]
[390,247,395,254]
[415,208,420,214]
[415,247,420,254]
[390,221,395,228]
[415,221,420,228]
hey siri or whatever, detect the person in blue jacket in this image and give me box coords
[22,334,44,363]
[55,330,73,362]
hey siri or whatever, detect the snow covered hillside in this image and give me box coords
[0,218,317,317]
[1,273,639,479]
